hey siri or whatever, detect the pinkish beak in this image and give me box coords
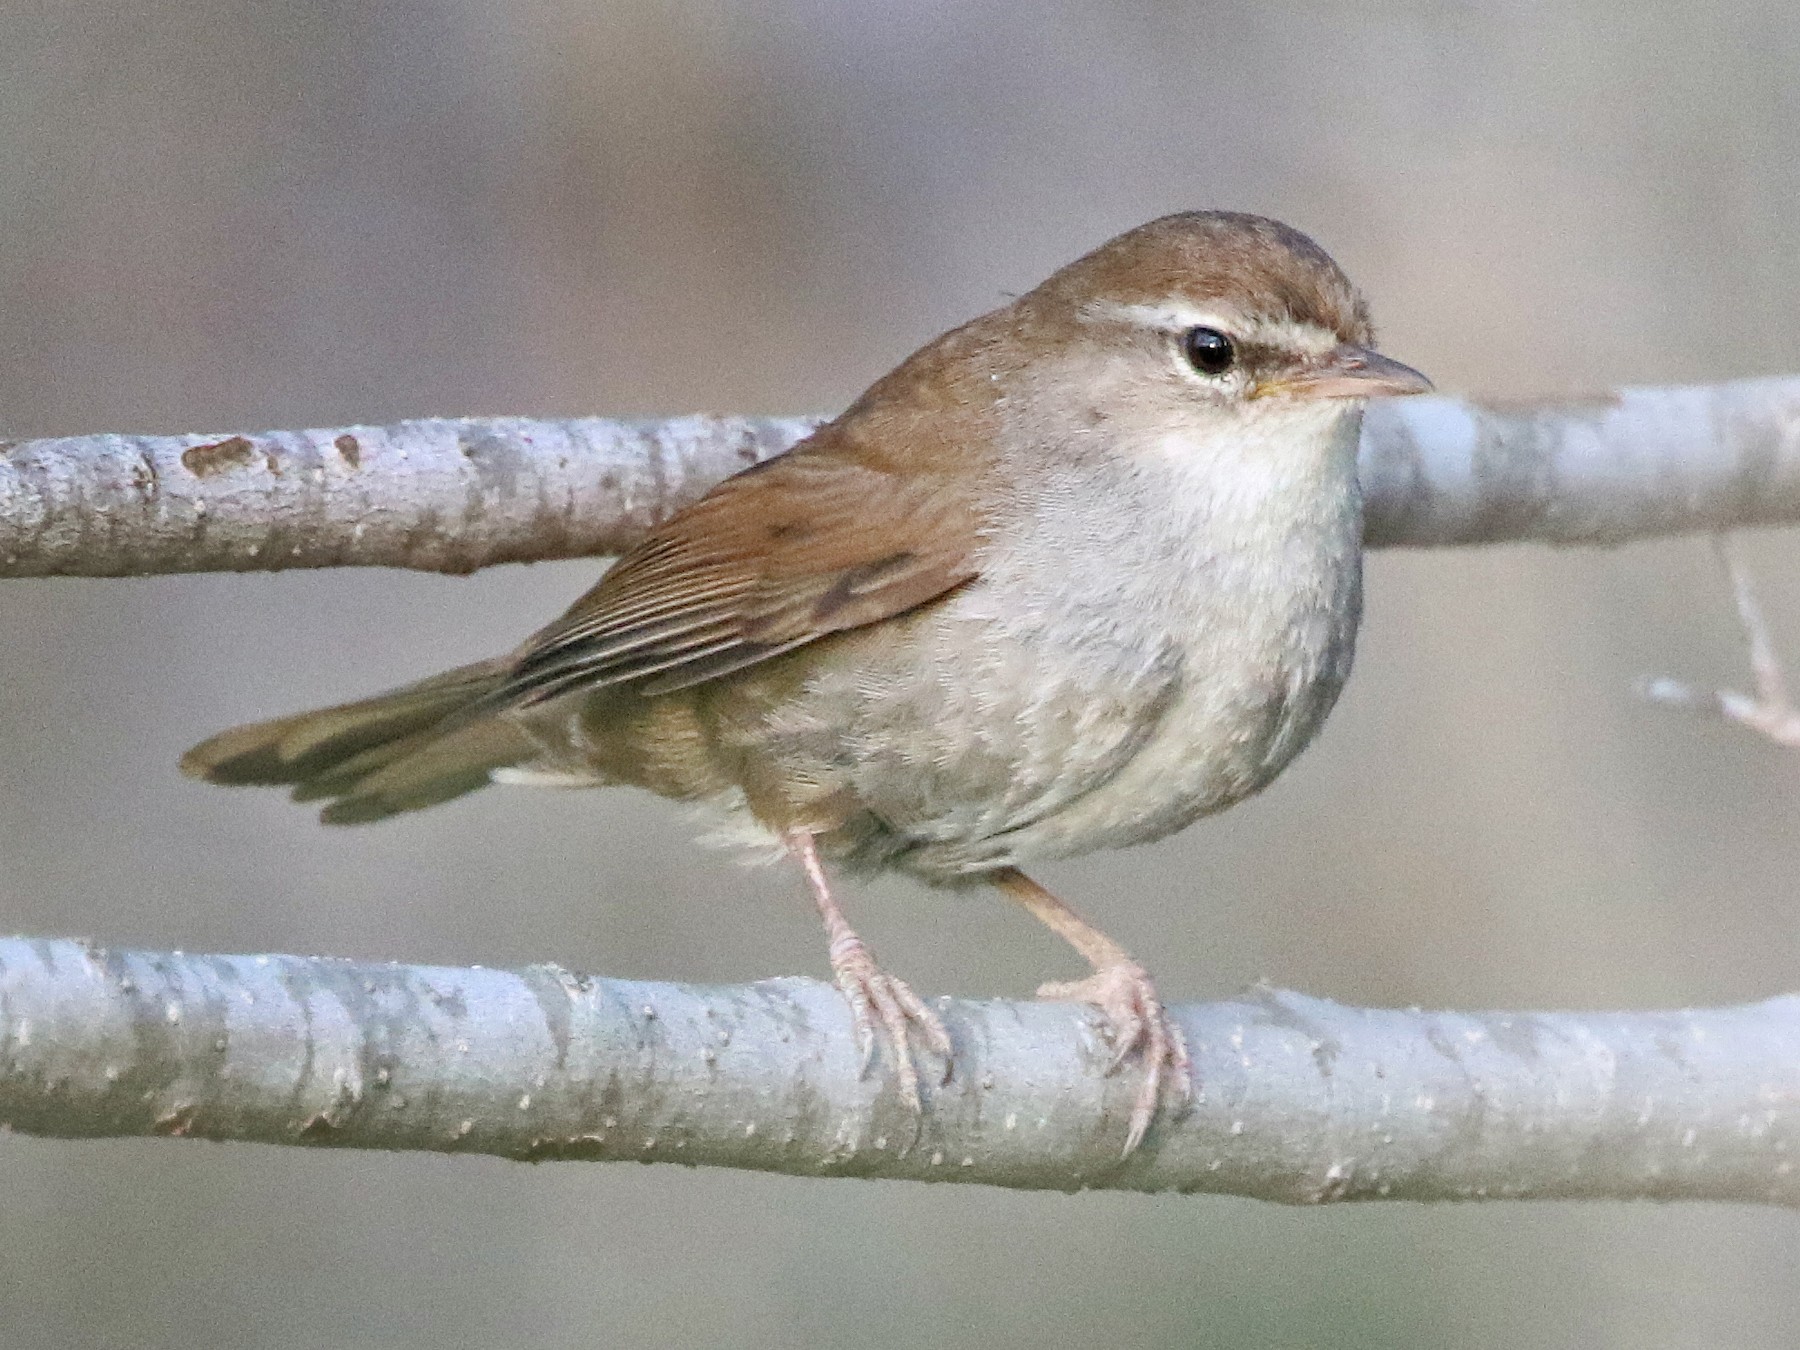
[1257,345,1434,401]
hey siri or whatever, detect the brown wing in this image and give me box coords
[492,429,982,704]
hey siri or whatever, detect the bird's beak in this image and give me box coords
[1255,345,1434,401]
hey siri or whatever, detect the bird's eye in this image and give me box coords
[1183,326,1235,376]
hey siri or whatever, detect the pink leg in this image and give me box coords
[789,831,953,1113]
[992,867,1192,1155]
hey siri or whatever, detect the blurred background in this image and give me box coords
[4,1,1800,1346]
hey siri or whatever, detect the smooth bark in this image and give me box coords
[4,939,1796,1204]
[7,378,1800,577]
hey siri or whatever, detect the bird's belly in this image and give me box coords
[717,559,1354,881]
[696,598,1174,877]
[1024,616,1351,857]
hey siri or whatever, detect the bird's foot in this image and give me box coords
[829,932,954,1115]
[1037,959,1192,1155]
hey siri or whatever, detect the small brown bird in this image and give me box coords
[184,211,1431,1153]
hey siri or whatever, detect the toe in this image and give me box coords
[1165,1022,1195,1104]
[834,971,879,1077]
[1104,999,1149,1074]
[891,980,955,1071]
[1123,1025,1166,1156]
[1035,961,1193,1155]
[864,977,924,1114]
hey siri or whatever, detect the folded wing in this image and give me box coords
[494,430,983,704]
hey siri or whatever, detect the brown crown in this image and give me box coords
[1035,211,1373,346]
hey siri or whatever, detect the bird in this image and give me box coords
[183,211,1432,1154]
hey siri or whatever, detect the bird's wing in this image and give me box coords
[493,435,982,703]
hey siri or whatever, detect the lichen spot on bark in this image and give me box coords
[181,436,259,478]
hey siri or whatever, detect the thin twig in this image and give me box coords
[1639,535,1800,747]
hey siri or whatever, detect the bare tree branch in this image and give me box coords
[0,415,817,577]
[1359,380,1800,548]
[8,377,1800,577]
[3,938,1796,1205]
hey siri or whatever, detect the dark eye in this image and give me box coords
[1183,326,1235,376]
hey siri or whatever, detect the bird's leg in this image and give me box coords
[787,830,953,1113]
[992,867,1192,1155]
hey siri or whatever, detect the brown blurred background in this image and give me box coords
[5,1,1800,1346]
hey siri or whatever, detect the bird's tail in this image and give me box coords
[180,658,537,824]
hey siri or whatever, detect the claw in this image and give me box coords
[1038,960,1192,1155]
[789,829,955,1115]
[831,933,953,1113]
[788,831,957,1116]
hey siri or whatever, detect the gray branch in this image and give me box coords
[3,938,1797,1204]
[7,377,1800,577]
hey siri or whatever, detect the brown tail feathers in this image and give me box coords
[180,658,537,824]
